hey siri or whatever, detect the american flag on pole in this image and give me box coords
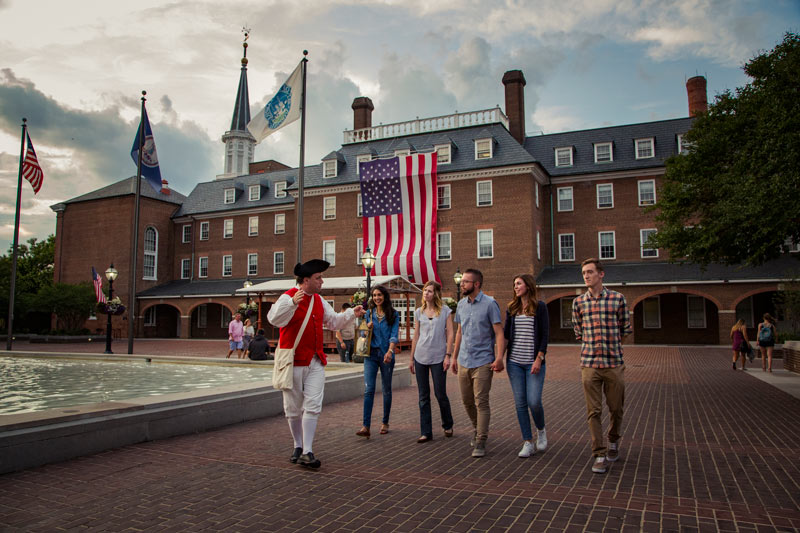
[360,153,439,283]
[92,267,107,304]
[22,133,43,194]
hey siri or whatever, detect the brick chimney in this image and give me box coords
[686,76,708,116]
[502,70,526,144]
[352,97,374,131]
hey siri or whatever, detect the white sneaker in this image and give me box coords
[536,429,547,452]
[591,456,608,474]
[518,441,535,458]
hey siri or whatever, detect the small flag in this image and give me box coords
[360,153,439,284]
[131,107,168,194]
[247,61,302,142]
[22,133,43,194]
[92,267,107,304]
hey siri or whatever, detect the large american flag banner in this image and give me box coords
[360,153,439,284]
[22,133,43,194]
[91,267,107,304]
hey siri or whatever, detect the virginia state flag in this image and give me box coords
[247,62,302,143]
[131,107,167,194]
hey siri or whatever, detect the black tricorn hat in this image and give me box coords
[293,259,330,278]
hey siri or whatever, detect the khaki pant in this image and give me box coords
[581,365,625,457]
[458,363,493,443]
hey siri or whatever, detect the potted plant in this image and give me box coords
[96,297,126,316]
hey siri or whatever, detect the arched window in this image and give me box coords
[143,226,157,280]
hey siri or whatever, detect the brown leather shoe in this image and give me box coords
[417,435,431,443]
[356,427,370,439]
[444,428,454,438]
[380,424,389,434]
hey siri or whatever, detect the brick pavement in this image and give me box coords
[1,346,799,532]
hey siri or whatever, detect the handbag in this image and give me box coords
[353,312,373,358]
[272,295,315,391]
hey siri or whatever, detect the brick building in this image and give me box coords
[51,51,794,345]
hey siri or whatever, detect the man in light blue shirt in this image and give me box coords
[451,268,504,458]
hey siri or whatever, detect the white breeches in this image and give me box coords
[282,355,325,419]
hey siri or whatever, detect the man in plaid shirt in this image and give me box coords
[572,258,632,474]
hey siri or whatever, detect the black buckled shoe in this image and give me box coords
[290,447,302,464]
[298,452,321,469]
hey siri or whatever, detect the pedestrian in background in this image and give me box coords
[757,313,777,372]
[242,318,255,359]
[336,303,356,363]
[731,319,750,371]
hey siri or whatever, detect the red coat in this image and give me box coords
[277,288,327,366]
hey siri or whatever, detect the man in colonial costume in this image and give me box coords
[267,259,364,468]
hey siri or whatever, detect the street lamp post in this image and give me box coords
[453,267,463,301]
[361,246,376,305]
[104,264,118,354]
[243,279,253,305]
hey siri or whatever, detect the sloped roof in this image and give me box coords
[524,117,694,177]
[138,278,275,298]
[173,171,296,217]
[52,176,186,210]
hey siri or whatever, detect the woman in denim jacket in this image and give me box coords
[356,285,399,438]
[503,273,549,458]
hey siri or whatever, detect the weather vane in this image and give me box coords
[242,26,251,43]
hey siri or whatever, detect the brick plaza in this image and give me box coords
[1,345,799,532]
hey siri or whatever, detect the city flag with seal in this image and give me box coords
[130,107,167,194]
[247,61,302,142]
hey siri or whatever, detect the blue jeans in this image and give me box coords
[363,347,395,427]
[414,359,453,438]
[507,360,546,441]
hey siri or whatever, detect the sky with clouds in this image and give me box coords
[0,0,797,253]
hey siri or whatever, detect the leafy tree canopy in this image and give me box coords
[653,32,800,266]
[0,234,55,319]
[31,282,95,332]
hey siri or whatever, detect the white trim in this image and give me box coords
[274,251,285,275]
[687,295,706,329]
[356,237,363,265]
[180,258,191,280]
[181,224,191,243]
[596,183,614,209]
[598,231,616,260]
[474,138,493,160]
[537,278,789,289]
[223,218,233,239]
[199,221,209,240]
[477,229,494,259]
[437,232,452,261]
[223,188,236,204]
[222,255,233,277]
[357,193,362,217]
[198,256,208,278]
[394,149,410,157]
[274,213,286,234]
[275,181,287,198]
[356,154,372,176]
[594,142,613,163]
[476,180,493,207]
[323,196,336,220]
[536,231,541,260]
[554,146,573,167]
[248,253,258,276]
[557,186,574,212]
[635,137,655,159]
[323,159,337,178]
[323,239,336,266]
[248,184,260,201]
[437,184,451,210]
[143,226,158,280]
[638,179,657,206]
[549,166,663,185]
[248,216,259,236]
[434,144,451,165]
[642,295,661,328]
[558,233,575,262]
[173,204,292,224]
[640,228,658,258]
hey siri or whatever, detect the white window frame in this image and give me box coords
[198,256,208,278]
[437,232,452,261]
[143,226,157,280]
[357,193,362,217]
[323,196,336,220]
[476,180,493,207]
[594,142,613,163]
[356,238,363,265]
[434,144,451,165]
[323,159,337,179]
[635,138,654,159]
[687,295,707,329]
[197,304,208,328]
[677,134,689,155]
[477,229,494,259]
[223,219,233,239]
[640,228,659,258]
[357,154,372,176]
[558,233,575,262]
[275,181,287,198]
[224,188,236,204]
[596,183,614,209]
[557,186,574,212]
[438,184,451,210]
[560,298,574,329]
[554,146,573,167]
[274,251,285,275]
[144,306,156,327]
[535,182,539,208]
[199,221,209,241]
[248,253,258,276]
[394,149,410,157]
[475,138,492,160]
[638,179,656,206]
[598,231,616,260]
[274,213,286,234]
[222,255,232,277]
[182,224,191,243]
[642,296,661,329]
[536,231,541,260]
[248,185,260,201]
[181,258,191,279]
[784,237,800,253]
[323,239,336,266]
[248,216,259,237]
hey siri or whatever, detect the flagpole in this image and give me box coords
[296,50,308,264]
[6,118,27,351]
[127,91,146,354]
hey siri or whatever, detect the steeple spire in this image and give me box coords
[219,28,256,179]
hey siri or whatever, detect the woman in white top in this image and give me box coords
[242,318,255,359]
[409,281,455,442]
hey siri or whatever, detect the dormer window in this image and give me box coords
[434,144,451,164]
[635,138,654,159]
[223,188,235,204]
[594,142,613,163]
[475,139,492,160]
[248,185,260,201]
[677,134,690,155]
[555,147,573,167]
[323,159,337,178]
[357,154,372,176]
[275,181,287,198]
[394,149,410,158]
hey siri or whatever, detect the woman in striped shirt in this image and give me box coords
[503,274,550,458]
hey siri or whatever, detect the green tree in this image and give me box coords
[652,32,800,266]
[0,235,55,327]
[31,282,95,332]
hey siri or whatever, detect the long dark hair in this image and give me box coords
[507,274,538,317]
[370,285,397,326]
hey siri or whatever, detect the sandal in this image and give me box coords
[417,435,431,443]
[356,426,370,439]
[444,428,454,438]
[380,424,389,434]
